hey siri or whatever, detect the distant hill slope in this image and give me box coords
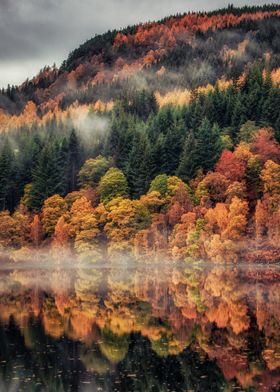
[0,4,280,118]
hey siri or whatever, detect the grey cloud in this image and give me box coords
[0,0,273,87]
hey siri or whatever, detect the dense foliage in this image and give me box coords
[0,5,280,262]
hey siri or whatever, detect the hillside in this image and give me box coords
[0,4,280,117]
[0,4,280,263]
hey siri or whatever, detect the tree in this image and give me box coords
[78,156,112,189]
[42,195,68,236]
[69,196,95,235]
[28,145,64,211]
[67,129,81,193]
[177,131,198,182]
[30,214,43,247]
[163,118,185,175]
[0,211,17,248]
[237,121,258,143]
[196,172,229,203]
[0,142,16,211]
[251,128,280,164]
[260,160,280,197]
[215,150,246,182]
[177,118,221,181]
[126,130,152,198]
[52,216,71,257]
[98,168,128,204]
[0,209,30,249]
[224,197,248,240]
[104,197,150,253]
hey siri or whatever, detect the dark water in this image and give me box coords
[0,262,279,391]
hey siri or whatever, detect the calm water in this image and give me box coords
[0,262,279,391]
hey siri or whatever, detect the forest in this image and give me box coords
[0,4,280,263]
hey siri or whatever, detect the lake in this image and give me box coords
[0,261,279,391]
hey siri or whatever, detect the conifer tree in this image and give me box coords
[28,145,64,211]
[126,130,152,198]
[67,129,80,193]
[177,119,221,181]
[0,142,15,211]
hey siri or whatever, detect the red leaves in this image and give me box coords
[215,150,246,182]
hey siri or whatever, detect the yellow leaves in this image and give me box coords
[261,160,280,196]
[42,195,68,236]
[196,84,214,95]
[93,100,114,112]
[140,191,165,213]
[154,78,232,109]
[155,89,191,108]
[0,209,30,249]
[69,196,102,259]
[104,198,151,246]
[69,197,94,234]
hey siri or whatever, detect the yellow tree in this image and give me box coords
[69,196,102,261]
[42,195,68,236]
[261,160,280,197]
[104,197,150,255]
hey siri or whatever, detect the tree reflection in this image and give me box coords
[0,264,279,391]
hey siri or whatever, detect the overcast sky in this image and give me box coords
[0,0,272,88]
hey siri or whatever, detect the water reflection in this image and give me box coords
[0,262,279,391]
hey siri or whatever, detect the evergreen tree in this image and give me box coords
[0,142,16,211]
[177,119,221,181]
[28,145,64,211]
[67,129,80,193]
[163,118,185,175]
[126,130,152,198]
[177,131,198,182]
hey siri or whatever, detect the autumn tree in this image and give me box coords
[260,160,280,197]
[52,216,70,249]
[42,195,68,236]
[30,214,44,247]
[78,155,112,189]
[98,168,128,204]
[215,150,246,182]
[104,197,151,254]
[251,128,280,163]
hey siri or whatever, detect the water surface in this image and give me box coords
[0,262,279,391]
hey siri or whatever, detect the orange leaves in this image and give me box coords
[224,197,249,241]
[205,197,248,241]
[271,67,280,87]
[204,197,248,262]
[255,200,267,240]
[53,216,70,249]
[30,214,43,247]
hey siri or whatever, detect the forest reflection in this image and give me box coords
[0,262,280,391]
